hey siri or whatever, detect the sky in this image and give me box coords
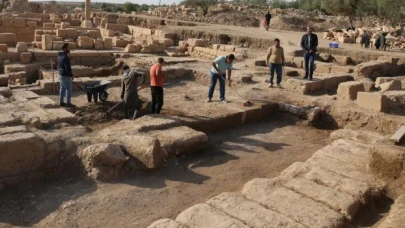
[29,0,182,4]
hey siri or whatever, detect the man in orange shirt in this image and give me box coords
[149,57,165,114]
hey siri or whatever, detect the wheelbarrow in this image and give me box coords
[72,80,111,103]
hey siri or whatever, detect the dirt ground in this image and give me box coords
[0,119,331,228]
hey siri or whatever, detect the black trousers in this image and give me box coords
[151,86,164,114]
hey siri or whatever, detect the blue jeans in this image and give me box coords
[269,63,282,84]
[304,52,316,79]
[208,72,226,101]
[59,75,72,104]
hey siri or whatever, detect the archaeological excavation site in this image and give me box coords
[1,0,405,227]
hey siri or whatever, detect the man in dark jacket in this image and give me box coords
[58,43,75,107]
[264,11,271,31]
[121,65,146,119]
[360,31,370,48]
[300,27,318,80]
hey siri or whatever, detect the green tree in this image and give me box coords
[123,2,137,13]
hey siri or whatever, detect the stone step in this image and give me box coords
[281,162,383,203]
[277,176,360,220]
[147,219,186,228]
[330,139,369,158]
[207,192,306,228]
[315,146,368,168]
[330,129,385,144]
[389,125,405,143]
[242,178,345,228]
[307,153,376,184]
[176,203,249,228]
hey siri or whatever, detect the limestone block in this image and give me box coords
[8,71,26,85]
[15,42,28,53]
[176,204,248,228]
[0,44,8,52]
[187,38,207,47]
[242,178,345,227]
[124,44,141,53]
[88,30,101,39]
[32,97,59,109]
[103,38,112,50]
[77,37,94,49]
[323,76,338,89]
[35,35,42,42]
[0,33,17,46]
[13,17,26,28]
[60,22,70,29]
[337,81,365,100]
[78,143,129,181]
[20,52,32,64]
[113,38,128,48]
[0,74,8,86]
[42,34,53,50]
[56,29,67,39]
[147,219,186,228]
[2,16,13,27]
[380,80,402,93]
[150,44,162,53]
[315,62,331,73]
[66,28,78,40]
[43,23,55,29]
[368,143,405,179]
[67,42,77,49]
[94,39,103,50]
[285,78,311,94]
[375,77,395,88]
[0,87,11,97]
[333,55,350,65]
[35,30,43,36]
[292,57,304,68]
[357,92,388,112]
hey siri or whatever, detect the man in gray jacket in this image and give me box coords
[121,65,145,119]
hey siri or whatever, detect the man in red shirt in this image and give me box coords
[149,57,165,114]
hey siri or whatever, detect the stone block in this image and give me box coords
[176,204,248,228]
[103,38,112,50]
[187,38,207,47]
[52,41,64,50]
[43,23,55,29]
[147,219,186,228]
[66,28,78,40]
[242,178,345,227]
[333,55,350,65]
[77,37,94,49]
[13,17,26,28]
[88,30,101,39]
[359,78,375,92]
[285,78,311,94]
[20,52,32,64]
[292,57,304,68]
[380,80,402,93]
[389,126,405,143]
[315,62,332,73]
[124,44,141,53]
[323,76,338,90]
[357,92,388,112]
[0,87,11,97]
[0,74,8,86]
[56,29,67,39]
[368,143,405,179]
[206,192,305,228]
[16,42,28,53]
[41,34,53,50]
[60,22,70,29]
[384,91,405,113]
[8,71,26,85]
[375,77,395,88]
[0,33,16,46]
[113,38,128,48]
[337,81,365,100]
[32,96,59,108]
[94,39,103,50]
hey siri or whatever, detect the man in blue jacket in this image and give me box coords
[58,43,75,107]
[300,27,318,80]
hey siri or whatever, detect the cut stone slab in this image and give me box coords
[45,108,77,124]
[277,176,360,220]
[389,125,405,143]
[0,125,27,136]
[14,90,40,100]
[331,129,385,145]
[368,143,405,179]
[176,203,248,228]
[242,178,345,227]
[147,219,186,228]
[281,162,382,203]
[379,194,405,228]
[357,92,388,112]
[314,146,368,168]
[32,97,59,109]
[337,81,365,100]
[375,77,395,88]
[148,126,208,157]
[380,80,402,93]
[207,192,306,228]
[307,153,376,184]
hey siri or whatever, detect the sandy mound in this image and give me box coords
[207,10,260,27]
[270,15,348,32]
